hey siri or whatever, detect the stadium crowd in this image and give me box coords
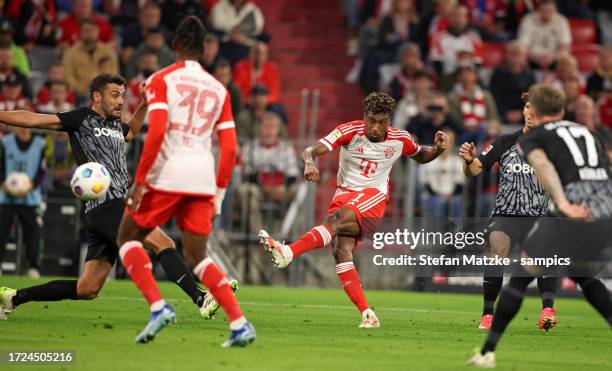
[0,0,611,256]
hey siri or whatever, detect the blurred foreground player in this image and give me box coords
[259,92,448,327]
[116,17,254,346]
[0,75,217,322]
[459,93,558,331]
[467,84,612,368]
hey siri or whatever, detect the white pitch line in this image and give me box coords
[100,296,591,319]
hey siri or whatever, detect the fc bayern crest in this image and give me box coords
[384,147,395,159]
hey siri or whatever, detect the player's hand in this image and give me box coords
[557,201,591,220]
[126,183,146,212]
[304,162,320,182]
[433,130,448,153]
[458,142,477,162]
[139,82,147,103]
[214,187,226,218]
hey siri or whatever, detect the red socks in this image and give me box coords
[194,258,244,324]
[336,262,369,313]
[119,241,164,311]
[289,224,333,257]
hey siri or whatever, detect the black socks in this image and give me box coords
[157,248,206,307]
[12,280,78,307]
[537,276,558,309]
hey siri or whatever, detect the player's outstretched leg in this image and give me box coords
[119,241,176,344]
[536,276,558,331]
[193,257,255,347]
[571,276,612,326]
[479,230,510,330]
[467,274,534,368]
[335,236,379,328]
[258,222,333,268]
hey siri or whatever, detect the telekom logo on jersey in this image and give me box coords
[360,159,378,177]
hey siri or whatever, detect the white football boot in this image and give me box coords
[358,308,380,328]
[0,287,16,320]
[258,230,293,269]
[466,351,496,368]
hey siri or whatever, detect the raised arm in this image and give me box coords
[410,130,448,164]
[0,111,62,130]
[458,141,484,176]
[124,83,148,141]
[302,141,331,182]
[526,148,590,219]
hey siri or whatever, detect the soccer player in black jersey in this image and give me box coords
[0,74,220,320]
[468,84,612,368]
[459,93,558,331]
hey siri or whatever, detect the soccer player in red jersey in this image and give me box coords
[115,16,254,346]
[259,92,448,327]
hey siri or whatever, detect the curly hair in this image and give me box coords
[364,92,396,117]
[172,16,206,57]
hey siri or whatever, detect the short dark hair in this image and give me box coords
[172,16,206,57]
[89,74,126,99]
[49,80,68,90]
[364,92,396,116]
[521,92,529,103]
[527,84,566,117]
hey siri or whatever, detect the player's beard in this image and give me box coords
[103,103,122,120]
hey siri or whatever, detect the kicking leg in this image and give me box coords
[536,276,558,330]
[571,276,612,326]
[480,230,510,329]
[116,213,176,344]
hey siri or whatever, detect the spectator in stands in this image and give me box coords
[36,80,74,113]
[0,75,33,111]
[463,0,510,42]
[235,111,299,233]
[0,47,31,99]
[125,51,158,114]
[161,0,204,32]
[388,42,426,101]
[447,61,499,144]
[419,129,464,218]
[57,0,114,49]
[556,0,594,19]
[201,33,221,72]
[599,89,612,128]
[517,0,571,70]
[575,95,612,153]
[120,2,166,67]
[0,21,30,77]
[587,46,612,101]
[489,41,536,124]
[233,41,281,104]
[424,0,454,44]
[378,0,422,55]
[429,4,483,77]
[210,0,265,63]
[542,54,585,92]
[0,126,46,277]
[438,44,477,92]
[562,77,582,121]
[393,71,435,129]
[214,59,242,116]
[593,0,612,46]
[125,27,173,80]
[404,93,463,145]
[36,62,77,108]
[62,19,118,99]
[8,0,57,47]
[236,85,271,141]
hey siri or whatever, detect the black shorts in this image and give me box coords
[83,199,125,265]
[523,217,612,276]
[487,216,539,247]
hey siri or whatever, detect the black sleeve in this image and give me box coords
[56,107,88,132]
[0,143,5,183]
[122,123,130,137]
[517,127,546,159]
[477,134,513,171]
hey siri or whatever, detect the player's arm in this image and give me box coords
[459,142,484,176]
[0,111,62,130]
[124,83,148,141]
[410,130,448,164]
[526,149,590,219]
[214,93,238,215]
[302,141,331,182]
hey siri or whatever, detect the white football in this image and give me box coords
[70,162,111,201]
[4,172,32,197]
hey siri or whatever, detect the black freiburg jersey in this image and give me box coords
[518,120,612,218]
[477,129,549,216]
[57,107,130,213]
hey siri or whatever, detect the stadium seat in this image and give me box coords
[480,42,505,69]
[568,18,597,44]
[572,43,600,72]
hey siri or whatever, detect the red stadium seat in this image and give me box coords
[480,42,505,69]
[569,18,597,44]
[572,43,600,73]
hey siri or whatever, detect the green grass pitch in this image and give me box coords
[0,276,610,371]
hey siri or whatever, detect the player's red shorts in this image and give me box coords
[127,189,215,235]
[327,187,388,237]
